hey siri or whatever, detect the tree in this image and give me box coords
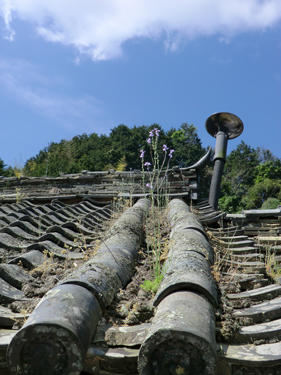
[257,147,278,163]
[219,142,281,212]
[22,123,208,177]
[242,178,281,209]
[0,158,6,175]
[167,123,206,167]
[219,142,260,212]
[0,158,14,177]
[254,160,281,184]
[261,197,280,209]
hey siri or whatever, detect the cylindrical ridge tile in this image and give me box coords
[62,198,150,307]
[139,291,217,375]
[7,284,102,375]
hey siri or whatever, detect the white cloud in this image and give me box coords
[0,0,15,40]
[0,58,104,130]
[1,0,281,60]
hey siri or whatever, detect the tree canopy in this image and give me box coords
[0,158,13,177]
[23,123,206,176]
[219,142,281,212]
[1,123,280,212]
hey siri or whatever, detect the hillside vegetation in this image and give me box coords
[23,124,205,176]
[1,123,280,212]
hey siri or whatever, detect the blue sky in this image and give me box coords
[0,0,280,167]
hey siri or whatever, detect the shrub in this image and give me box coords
[261,197,280,209]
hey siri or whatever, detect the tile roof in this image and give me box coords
[0,166,281,374]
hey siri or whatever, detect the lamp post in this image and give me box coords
[206,112,244,210]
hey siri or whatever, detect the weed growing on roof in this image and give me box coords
[113,195,132,213]
[140,207,170,292]
[14,167,24,179]
[141,274,163,294]
[15,187,25,203]
[139,128,174,293]
[140,128,174,197]
[207,227,244,284]
[265,244,281,281]
[205,230,243,342]
[30,250,55,278]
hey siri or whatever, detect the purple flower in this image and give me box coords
[154,128,160,137]
[169,149,174,158]
[140,149,145,159]
[144,162,151,170]
[146,183,153,189]
[162,144,168,152]
[149,128,160,138]
[147,137,152,144]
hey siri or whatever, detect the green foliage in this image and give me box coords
[22,123,206,177]
[167,123,206,167]
[261,197,280,209]
[140,274,164,293]
[257,147,278,163]
[223,141,259,191]
[242,178,281,209]
[0,158,14,177]
[254,160,281,184]
[218,195,241,213]
[0,158,6,174]
[2,122,280,214]
[220,142,281,212]
[220,142,260,212]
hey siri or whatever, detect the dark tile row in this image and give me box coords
[0,198,113,331]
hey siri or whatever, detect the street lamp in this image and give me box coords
[206,112,244,210]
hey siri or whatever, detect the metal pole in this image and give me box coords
[206,112,244,210]
[208,131,228,209]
